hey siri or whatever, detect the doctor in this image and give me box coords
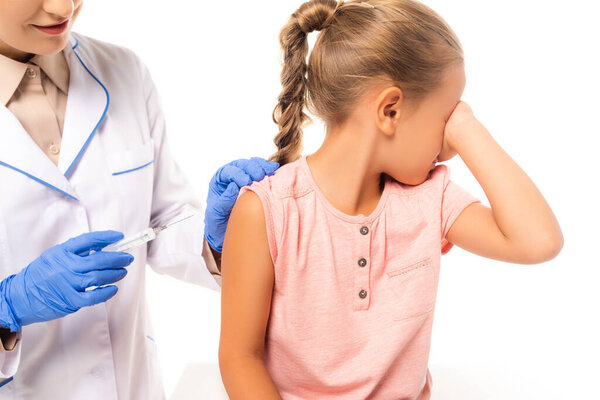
[0,0,279,398]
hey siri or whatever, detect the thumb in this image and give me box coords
[64,231,124,255]
[222,181,240,200]
[214,182,240,215]
[77,285,119,307]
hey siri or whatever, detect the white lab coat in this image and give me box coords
[0,33,221,399]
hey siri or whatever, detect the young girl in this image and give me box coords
[219,0,563,398]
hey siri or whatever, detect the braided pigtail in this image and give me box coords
[269,0,341,165]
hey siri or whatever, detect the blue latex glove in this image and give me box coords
[204,157,280,252]
[0,231,134,332]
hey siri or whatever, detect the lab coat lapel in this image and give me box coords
[58,35,109,177]
[0,105,78,200]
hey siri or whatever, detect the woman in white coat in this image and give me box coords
[0,0,278,398]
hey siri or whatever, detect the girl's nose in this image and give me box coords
[42,0,76,20]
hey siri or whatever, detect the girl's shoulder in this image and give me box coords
[243,160,455,205]
[242,156,313,200]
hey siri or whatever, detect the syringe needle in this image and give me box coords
[152,214,195,235]
[164,213,196,229]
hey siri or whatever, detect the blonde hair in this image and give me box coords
[269,0,464,165]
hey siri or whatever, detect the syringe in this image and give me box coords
[84,214,196,292]
[101,213,196,252]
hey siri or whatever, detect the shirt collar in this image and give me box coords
[0,53,27,106]
[0,50,69,106]
[31,51,70,95]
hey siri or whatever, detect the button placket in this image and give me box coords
[353,224,372,310]
[49,143,60,155]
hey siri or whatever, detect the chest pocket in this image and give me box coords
[106,140,155,227]
[385,256,436,322]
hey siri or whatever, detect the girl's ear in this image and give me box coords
[375,87,404,137]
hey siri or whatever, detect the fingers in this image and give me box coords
[217,165,252,188]
[237,158,275,181]
[75,285,119,308]
[218,158,280,187]
[221,181,240,200]
[249,157,280,176]
[63,231,124,255]
[74,251,134,273]
[243,161,268,182]
[75,268,128,291]
[211,158,279,205]
[213,182,240,215]
[228,159,250,170]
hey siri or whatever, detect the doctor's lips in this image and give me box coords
[32,19,70,35]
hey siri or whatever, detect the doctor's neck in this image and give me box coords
[0,42,37,63]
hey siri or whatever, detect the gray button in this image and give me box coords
[359,289,367,299]
[27,68,37,79]
[360,226,369,235]
[358,258,367,267]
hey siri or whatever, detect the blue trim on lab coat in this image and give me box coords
[64,40,110,177]
[112,160,155,176]
[0,161,78,201]
[0,36,109,201]
[0,376,14,388]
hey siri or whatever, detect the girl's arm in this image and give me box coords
[444,102,563,264]
[218,190,282,399]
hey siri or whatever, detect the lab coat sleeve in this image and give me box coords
[139,60,221,292]
[0,330,21,379]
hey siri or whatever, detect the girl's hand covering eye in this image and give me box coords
[439,101,479,160]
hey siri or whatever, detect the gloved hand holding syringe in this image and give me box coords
[85,213,196,291]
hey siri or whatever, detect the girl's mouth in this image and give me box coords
[32,19,70,35]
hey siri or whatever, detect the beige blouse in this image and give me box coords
[0,51,69,166]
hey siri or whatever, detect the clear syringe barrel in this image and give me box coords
[102,228,157,252]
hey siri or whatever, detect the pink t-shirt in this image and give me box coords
[238,155,481,399]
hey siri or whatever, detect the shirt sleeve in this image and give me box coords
[0,331,21,379]
[440,165,481,255]
[138,58,221,291]
[238,181,281,266]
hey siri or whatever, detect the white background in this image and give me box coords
[76,0,599,398]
